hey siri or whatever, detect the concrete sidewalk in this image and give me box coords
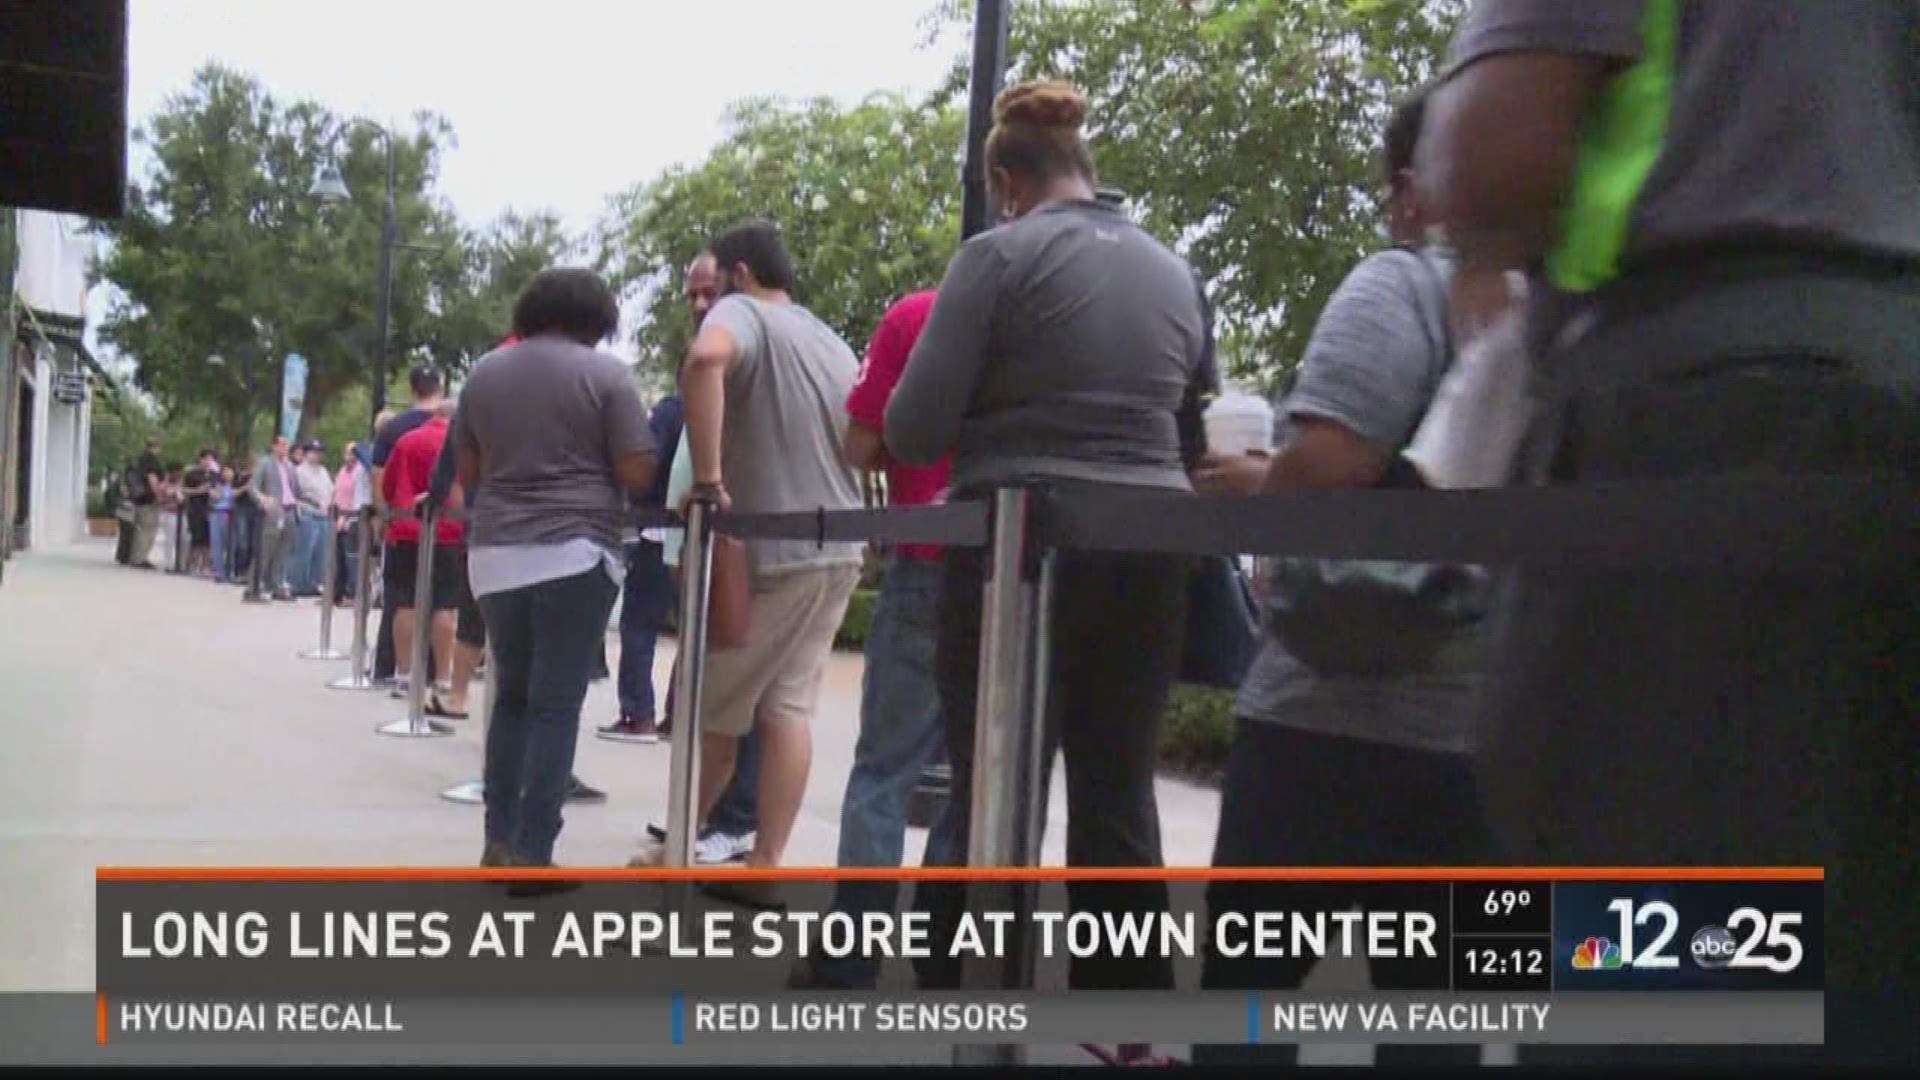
[0,539,1222,990]
[4,540,1492,1066]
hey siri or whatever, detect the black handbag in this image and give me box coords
[1178,555,1261,690]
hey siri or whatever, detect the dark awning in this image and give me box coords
[0,0,130,219]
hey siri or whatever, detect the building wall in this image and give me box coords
[10,209,95,551]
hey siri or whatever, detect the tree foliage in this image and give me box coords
[92,64,572,460]
[932,0,1465,388]
[597,93,966,387]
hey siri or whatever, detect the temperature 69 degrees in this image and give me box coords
[1603,899,1804,973]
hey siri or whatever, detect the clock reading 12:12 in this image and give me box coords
[1465,947,1546,977]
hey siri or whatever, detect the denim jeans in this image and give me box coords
[290,511,327,594]
[814,558,951,988]
[706,725,761,837]
[479,565,621,865]
[209,511,231,579]
[617,541,674,720]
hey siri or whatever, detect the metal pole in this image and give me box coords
[663,498,716,868]
[370,138,397,438]
[440,640,493,804]
[301,507,346,660]
[380,504,453,737]
[955,487,1045,1068]
[328,508,380,689]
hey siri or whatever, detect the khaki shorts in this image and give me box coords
[699,564,861,738]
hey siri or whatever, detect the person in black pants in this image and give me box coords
[885,80,1209,1010]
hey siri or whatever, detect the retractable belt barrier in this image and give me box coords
[336,479,1916,1035]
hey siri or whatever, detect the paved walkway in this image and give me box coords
[4,540,1510,1065]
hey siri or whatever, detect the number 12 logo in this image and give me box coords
[1606,899,1682,969]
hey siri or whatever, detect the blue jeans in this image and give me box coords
[618,541,674,720]
[479,566,621,865]
[287,511,324,593]
[706,725,761,837]
[210,511,231,579]
[814,558,952,987]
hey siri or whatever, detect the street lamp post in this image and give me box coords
[309,120,397,443]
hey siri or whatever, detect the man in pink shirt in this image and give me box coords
[790,289,955,990]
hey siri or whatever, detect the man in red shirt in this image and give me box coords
[790,289,955,990]
[383,398,466,709]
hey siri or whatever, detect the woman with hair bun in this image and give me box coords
[887,79,1213,1007]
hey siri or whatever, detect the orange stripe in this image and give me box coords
[96,993,107,1045]
[93,866,1823,883]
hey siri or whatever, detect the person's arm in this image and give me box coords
[842,298,914,472]
[885,242,1003,466]
[1258,253,1439,494]
[1422,1,1634,333]
[681,298,761,503]
[843,421,889,473]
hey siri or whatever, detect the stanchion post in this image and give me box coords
[663,496,716,868]
[171,509,186,574]
[328,507,380,690]
[301,507,346,660]
[955,486,1047,1068]
[378,504,453,738]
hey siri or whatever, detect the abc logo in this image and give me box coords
[1690,926,1737,969]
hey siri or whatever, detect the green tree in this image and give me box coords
[92,63,478,460]
[598,93,966,386]
[419,209,577,374]
[931,0,1465,388]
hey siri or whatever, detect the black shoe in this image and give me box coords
[566,777,606,804]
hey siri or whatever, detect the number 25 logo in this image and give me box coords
[1607,900,1804,973]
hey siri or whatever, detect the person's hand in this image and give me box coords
[1191,452,1271,497]
[680,480,732,515]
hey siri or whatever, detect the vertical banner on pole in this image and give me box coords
[280,353,308,442]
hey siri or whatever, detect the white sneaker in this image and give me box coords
[695,831,754,865]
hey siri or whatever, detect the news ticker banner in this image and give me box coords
[85,871,1821,1051]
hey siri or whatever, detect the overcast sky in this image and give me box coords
[127,0,965,235]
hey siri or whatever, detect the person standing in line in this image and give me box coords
[293,439,334,598]
[209,466,236,582]
[372,367,446,687]
[789,288,957,991]
[331,443,363,606]
[127,438,163,569]
[1186,86,1496,1068]
[887,81,1207,1004]
[247,436,299,601]
[230,463,257,584]
[181,449,215,577]
[384,402,464,699]
[153,467,182,572]
[628,221,866,900]
[631,253,767,864]
[599,255,705,745]
[448,269,657,876]
[1425,0,1919,1064]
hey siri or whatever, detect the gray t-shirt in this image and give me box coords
[886,200,1208,493]
[702,294,865,577]
[1236,248,1490,756]
[446,335,655,553]
[1446,0,1920,277]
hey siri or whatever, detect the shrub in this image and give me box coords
[834,587,879,652]
[1158,684,1238,786]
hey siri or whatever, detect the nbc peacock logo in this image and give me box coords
[1572,936,1624,971]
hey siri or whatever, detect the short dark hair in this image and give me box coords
[512,268,621,345]
[1383,82,1434,186]
[709,220,796,293]
[409,363,443,397]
